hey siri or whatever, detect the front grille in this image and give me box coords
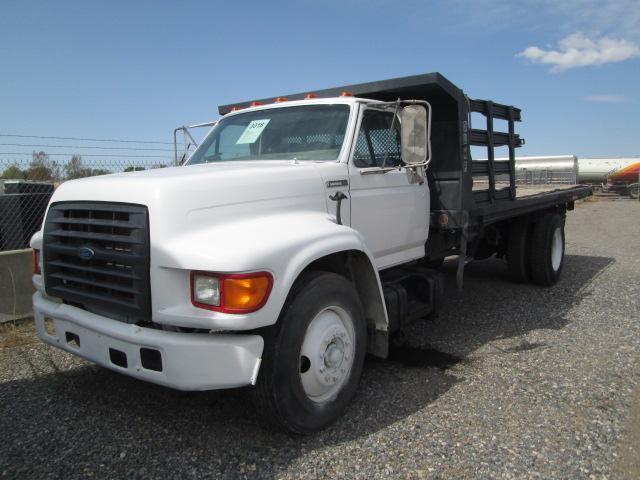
[43,202,150,324]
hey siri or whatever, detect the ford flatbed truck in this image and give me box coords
[30,73,591,433]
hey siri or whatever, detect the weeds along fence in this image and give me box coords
[0,152,174,252]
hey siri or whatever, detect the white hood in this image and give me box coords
[50,161,332,243]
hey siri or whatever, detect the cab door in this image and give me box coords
[348,107,429,269]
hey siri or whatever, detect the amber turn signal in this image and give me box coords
[32,249,41,275]
[223,275,272,312]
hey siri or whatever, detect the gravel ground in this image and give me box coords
[1,198,639,479]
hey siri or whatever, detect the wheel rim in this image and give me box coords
[551,227,563,271]
[299,306,355,404]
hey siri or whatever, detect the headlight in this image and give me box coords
[191,272,220,307]
[190,271,273,313]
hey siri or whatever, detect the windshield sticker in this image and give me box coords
[236,119,271,144]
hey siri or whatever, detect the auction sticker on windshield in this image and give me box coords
[236,119,271,144]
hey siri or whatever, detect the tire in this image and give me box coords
[628,183,639,199]
[506,218,532,283]
[252,271,366,434]
[529,213,565,286]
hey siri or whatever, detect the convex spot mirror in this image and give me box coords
[400,105,428,165]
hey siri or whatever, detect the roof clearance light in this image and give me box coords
[340,91,354,97]
[250,101,264,107]
[230,106,243,112]
[304,93,318,99]
[274,97,289,103]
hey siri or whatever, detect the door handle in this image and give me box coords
[329,191,348,225]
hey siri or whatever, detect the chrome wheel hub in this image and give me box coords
[551,227,563,271]
[299,306,355,404]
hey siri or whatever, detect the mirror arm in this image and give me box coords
[381,98,401,169]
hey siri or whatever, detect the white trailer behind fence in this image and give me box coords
[513,155,578,185]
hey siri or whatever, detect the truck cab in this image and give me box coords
[30,73,591,433]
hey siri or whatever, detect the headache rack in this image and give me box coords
[468,99,524,204]
[42,201,151,324]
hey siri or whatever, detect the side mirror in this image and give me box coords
[400,105,428,165]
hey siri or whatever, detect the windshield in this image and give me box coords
[186,104,350,164]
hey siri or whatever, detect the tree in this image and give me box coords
[26,151,61,182]
[1,164,27,180]
[64,155,111,180]
[64,155,89,180]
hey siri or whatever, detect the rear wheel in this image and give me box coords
[530,213,565,286]
[506,218,532,283]
[252,271,366,434]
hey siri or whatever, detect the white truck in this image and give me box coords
[30,73,591,433]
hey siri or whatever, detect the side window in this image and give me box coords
[353,110,401,168]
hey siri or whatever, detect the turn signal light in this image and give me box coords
[32,249,41,275]
[190,271,273,314]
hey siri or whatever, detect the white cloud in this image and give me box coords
[518,33,640,71]
[583,94,630,103]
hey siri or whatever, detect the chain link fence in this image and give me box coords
[1,154,171,252]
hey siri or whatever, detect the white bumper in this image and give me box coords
[32,292,264,391]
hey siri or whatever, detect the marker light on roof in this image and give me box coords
[230,106,243,111]
[274,97,289,103]
[250,101,264,106]
[304,93,318,99]
[340,91,354,97]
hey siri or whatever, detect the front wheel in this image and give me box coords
[252,271,366,434]
[628,183,639,199]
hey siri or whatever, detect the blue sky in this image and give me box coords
[1,0,638,164]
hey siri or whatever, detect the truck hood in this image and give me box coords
[50,161,333,241]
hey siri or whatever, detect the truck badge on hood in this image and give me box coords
[78,246,95,260]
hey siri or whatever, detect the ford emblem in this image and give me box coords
[78,246,95,260]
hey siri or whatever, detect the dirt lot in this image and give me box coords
[1,198,639,479]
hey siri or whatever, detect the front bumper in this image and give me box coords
[33,292,264,391]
